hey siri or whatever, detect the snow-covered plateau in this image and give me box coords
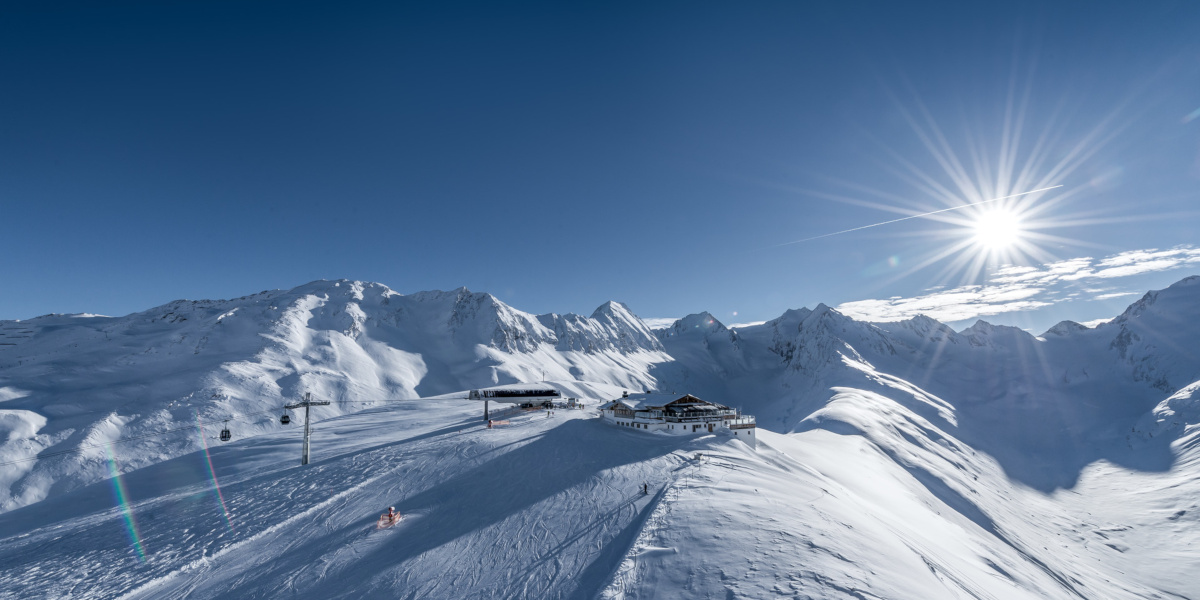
[0,277,1197,599]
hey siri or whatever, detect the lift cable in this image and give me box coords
[0,398,405,469]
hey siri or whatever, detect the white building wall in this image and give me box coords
[601,403,757,448]
[601,411,755,441]
[731,426,756,447]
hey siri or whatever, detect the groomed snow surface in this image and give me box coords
[0,392,1195,599]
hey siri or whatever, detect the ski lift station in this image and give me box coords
[469,383,574,421]
[599,392,757,446]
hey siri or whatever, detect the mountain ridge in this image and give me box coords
[1,275,1199,509]
[2,276,1199,599]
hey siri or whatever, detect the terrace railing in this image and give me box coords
[728,416,756,429]
[662,409,737,423]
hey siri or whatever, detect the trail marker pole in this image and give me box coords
[285,392,330,465]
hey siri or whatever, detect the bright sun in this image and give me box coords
[972,209,1023,249]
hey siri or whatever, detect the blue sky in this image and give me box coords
[2,1,1198,332]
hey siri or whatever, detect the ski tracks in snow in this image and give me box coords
[598,479,681,600]
[1,402,733,599]
[118,460,404,600]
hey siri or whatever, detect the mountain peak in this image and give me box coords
[676,312,726,330]
[1044,320,1089,337]
[406,286,488,305]
[802,303,862,329]
[657,312,729,341]
[963,319,996,334]
[536,301,662,355]
[590,300,634,320]
[759,307,812,333]
[685,311,726,329]
[1112,274,1200,325]
[1168,274,1200,289]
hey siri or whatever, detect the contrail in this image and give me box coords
[774,185,1062,247]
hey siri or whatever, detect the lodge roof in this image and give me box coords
[471,383,561,400]
[480,383,560,393]
[599,393,729,411]
[470,384,559,398]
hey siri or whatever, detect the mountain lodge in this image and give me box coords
[599,392,756,446]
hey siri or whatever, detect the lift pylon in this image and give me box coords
[284,392,331,465]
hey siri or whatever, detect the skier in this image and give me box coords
[378,506,401,529]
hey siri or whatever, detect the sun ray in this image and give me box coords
[758,50,1152,301]
[774,186,1060,247]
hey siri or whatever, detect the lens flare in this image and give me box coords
[197,412,234,532]
[105,445,147,561]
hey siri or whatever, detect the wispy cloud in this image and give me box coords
[1091,247,1200,278]
[836,245,1198,323]
[838,285,1051,323]
[1092,291,1139,301]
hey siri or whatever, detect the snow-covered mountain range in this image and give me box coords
[0,281,670,510]
[1,276,1197,598]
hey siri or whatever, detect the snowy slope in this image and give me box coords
[642,277,1200,491]
[605,407,1199,599]
[0,388,1193,599]
[1,276,1198,599]
[0,281,668,511]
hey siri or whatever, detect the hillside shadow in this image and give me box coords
[794,384,1179,494]
[301,416,482,467]
[566,486,668,600]
[0,447,216,540]
[782,333,1185,492]
[0,412,483,543]
[957,418,1177,492]
[907,330,1186,492]
[942,370,1179,491]
[299,418,679,599]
